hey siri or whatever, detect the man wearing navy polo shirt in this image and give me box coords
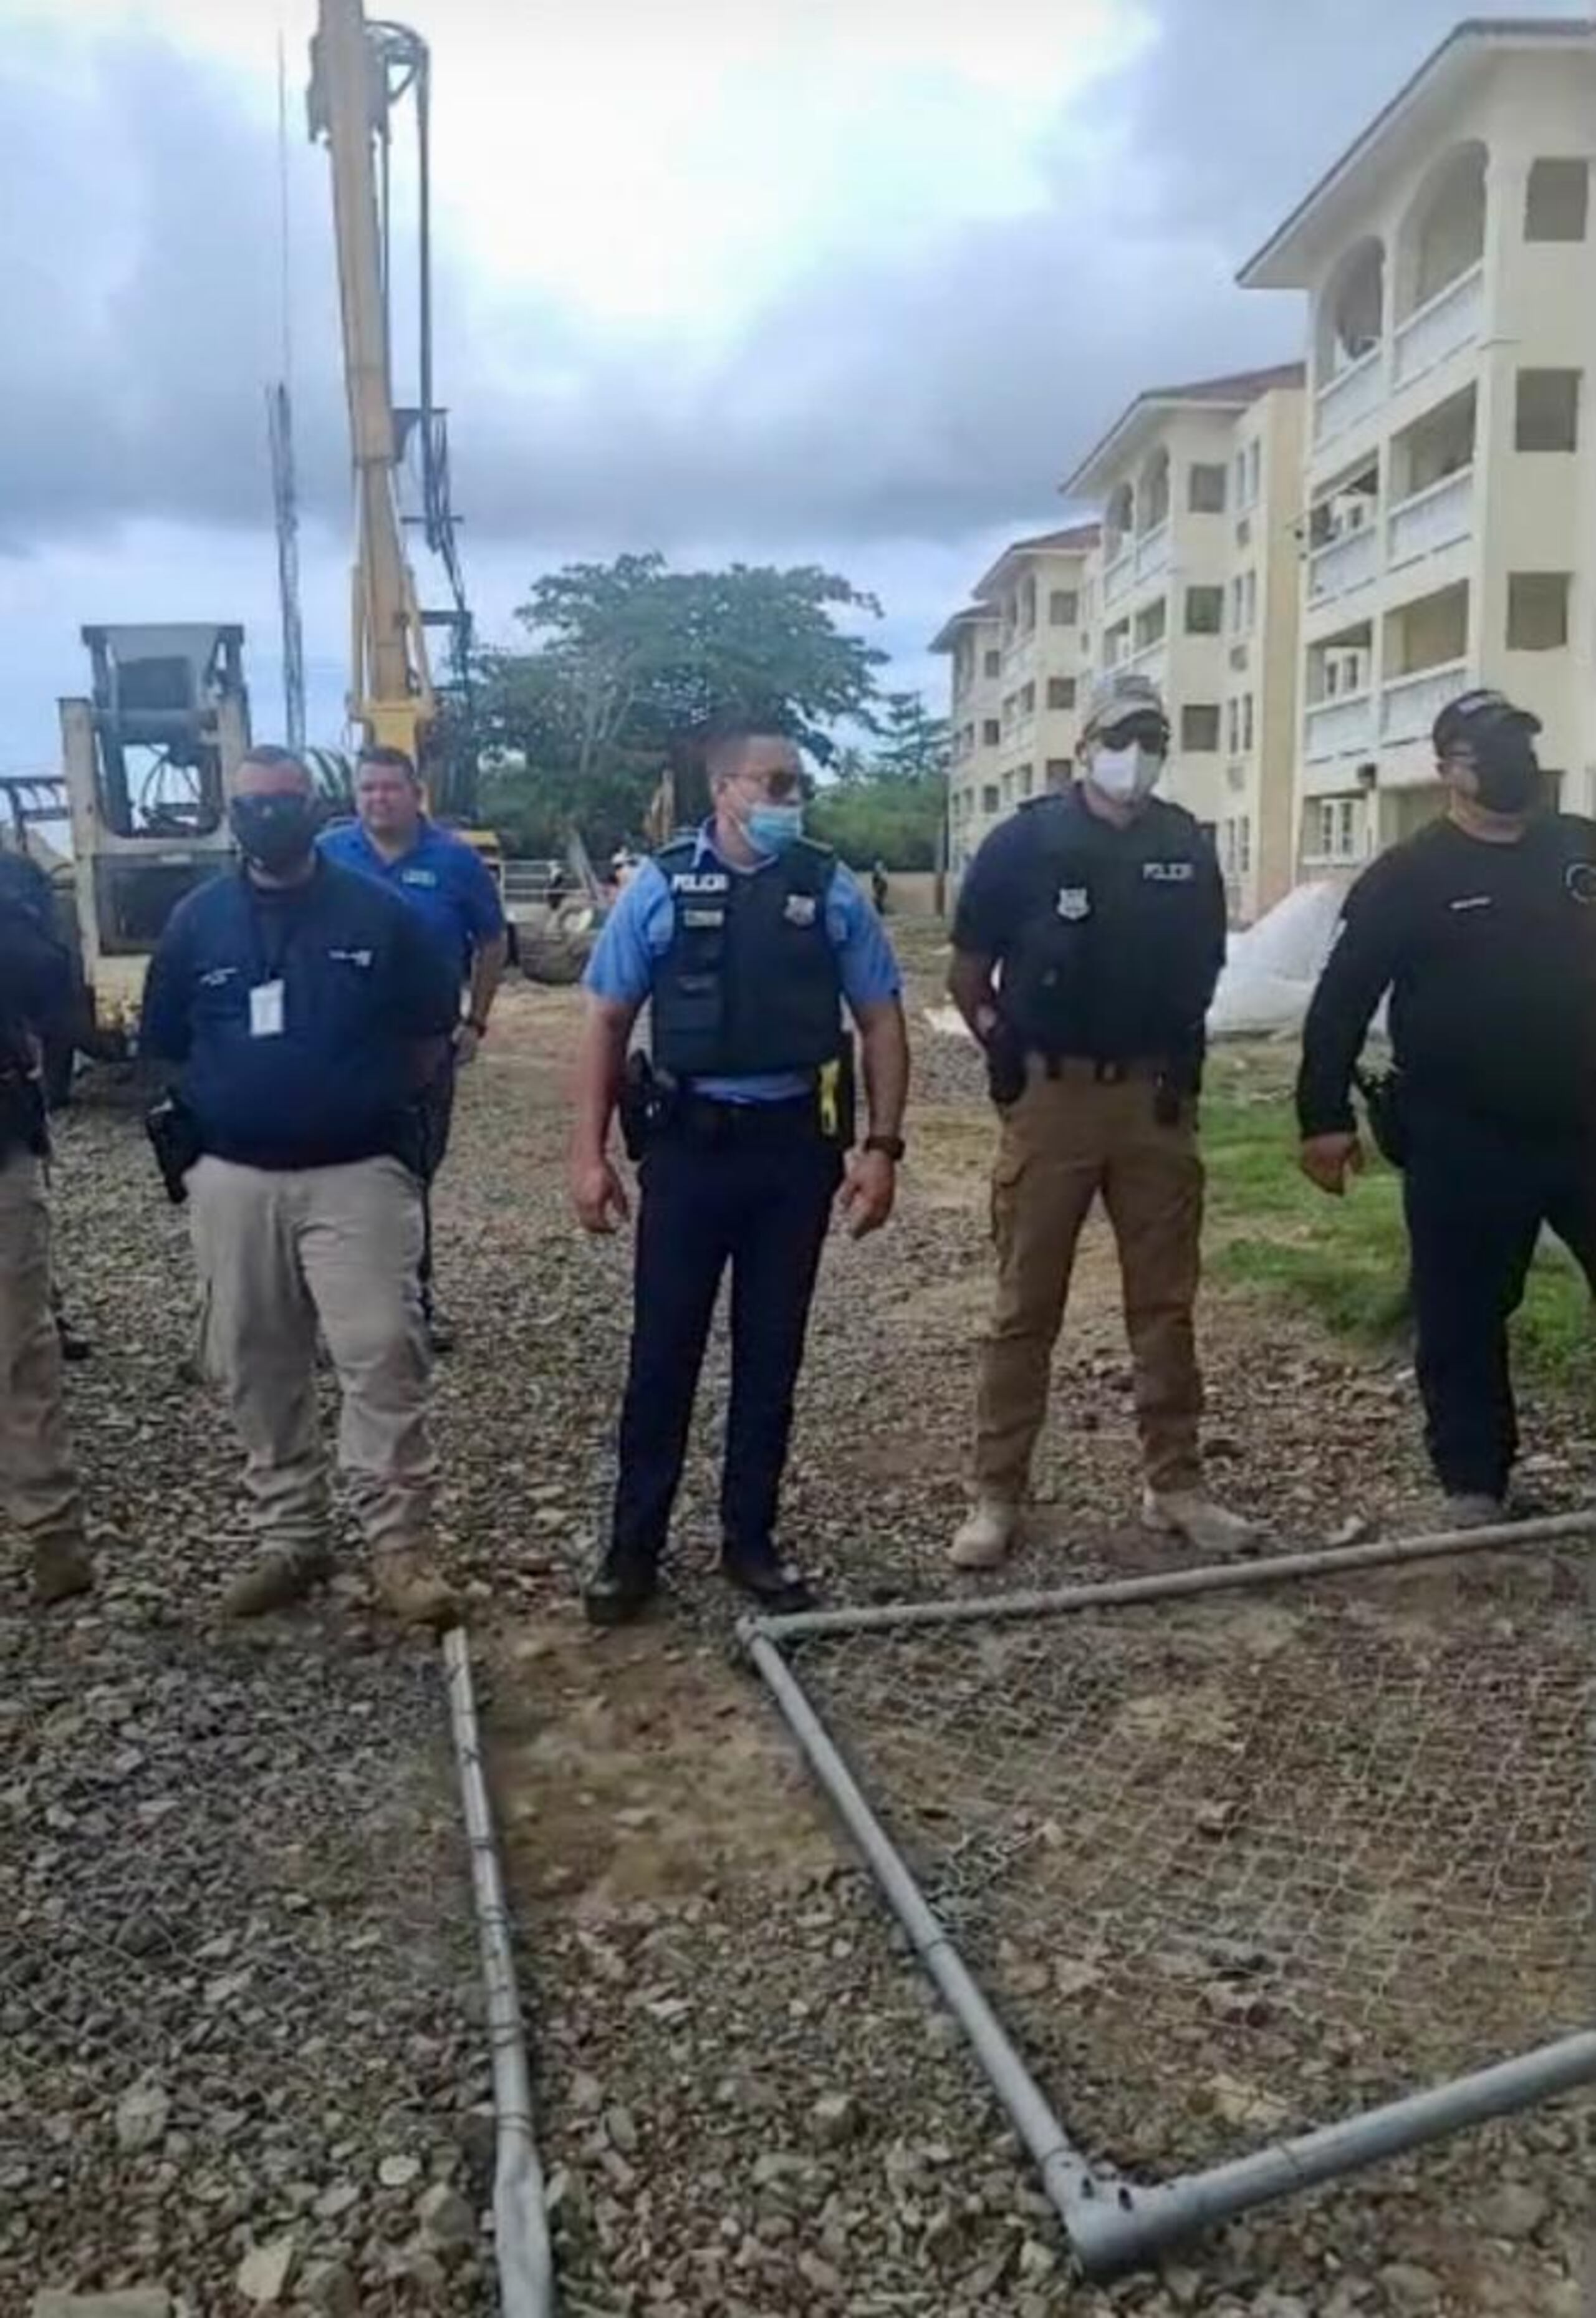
[142,746,460,1628]
[570,719,910,1624]
[320,748,508,1350]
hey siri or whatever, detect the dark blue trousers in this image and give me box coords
[610,1122,843,1568]
[1404,1103,1595,1498]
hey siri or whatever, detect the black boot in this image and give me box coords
[583,1544,658,1628]
[721,1540,817,1617]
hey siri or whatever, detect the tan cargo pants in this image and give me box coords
[188,1155,435,1562]
[0,1150,85,1552]
[973,1059,1204,1501]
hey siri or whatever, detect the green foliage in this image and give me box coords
[468,554,887,857]
[807,688,950,871]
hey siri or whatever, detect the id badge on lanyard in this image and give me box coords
[249,980,286,1039]
[247,893,292,1039]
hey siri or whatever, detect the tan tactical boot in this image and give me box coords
[1142,1487,1260,1557]
[371,1550,458,1632]
[31,1533,94,1607]
[221,1549,330,1618]
[949,1498,1020,1570]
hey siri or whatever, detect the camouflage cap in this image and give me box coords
[1080,668,1168,741]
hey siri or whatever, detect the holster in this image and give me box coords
[983,1020,1027,1109]
[1354,1065,1409,1169]
[144,1094,203,1205]
[618,1051,680,1161]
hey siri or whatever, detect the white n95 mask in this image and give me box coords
[1089,741,1165,802]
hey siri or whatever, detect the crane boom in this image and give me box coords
[309,0,435,761]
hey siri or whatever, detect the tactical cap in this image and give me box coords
[1081,668,1168,741]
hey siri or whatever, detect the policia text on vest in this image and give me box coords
[570,749,910,1629]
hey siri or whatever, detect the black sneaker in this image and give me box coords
[721,1544,817,1617]
[583,1547,658,1628]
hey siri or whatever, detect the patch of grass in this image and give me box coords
[1201,1080,1593,1390]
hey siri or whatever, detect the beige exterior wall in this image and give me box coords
[940,610,1005,874]
[1286,42,1596,873]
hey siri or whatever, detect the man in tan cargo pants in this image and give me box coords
[946,671,1257,1567]
[140,747,462,1626]
[1,890,93,1604]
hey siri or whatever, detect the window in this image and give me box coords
[1045,758,1072,784]
[1001,692,1015,729]
[1242,693,1254,752]
[1019,577,1037,632]
[1189,462,1228,514]
[1229,569,1257,634]
[1247,441,1261,504]
[1049,589,1079,626]
[981,784,1000,815]
[1018,765,1034,798]
[1233,448,1247,507]
[1020,681,1036,715]
[983,650,1001,679]
[1314,797,1359,863]
[1185,585,1224,635]
[1525,158,1589,243]
[1516,368,1581,453]
[1181,704,1221,752]
[1046,676,1076,711]
[1222,816,1252,878]
[1507,572,1570,650]
[1226,698,1239,756]
[982,718,1000,747]
[1002,773,1015,806]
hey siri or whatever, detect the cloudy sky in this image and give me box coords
[0,0,1565,765]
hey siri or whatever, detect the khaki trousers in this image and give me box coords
[0,1150,84,1550]
[188,1155,435,1562]
[973,1061,1204,1501]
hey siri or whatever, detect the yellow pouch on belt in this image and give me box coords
[817,1058,840,1138]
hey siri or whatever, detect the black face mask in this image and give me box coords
[229,794,320,877]
[1470,728,1541,815]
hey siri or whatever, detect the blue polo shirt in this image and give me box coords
[140,861,459,1168]
[317,816,505,984]
[583,826,902,1103]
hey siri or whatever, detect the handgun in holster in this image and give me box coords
[1153,1049,1202,1130]
[983,1019,1027,1110]
[1354,1064,1409,1169]
[816,1045,857,1146]
[144,1093,203,1206]
[618,1050,680,1161]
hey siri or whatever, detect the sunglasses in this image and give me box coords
[1097,714,1170,752]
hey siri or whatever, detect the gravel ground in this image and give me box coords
[4,925,1590,2317]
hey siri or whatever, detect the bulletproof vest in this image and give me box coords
[650,836,845,1080]
[999,792,1216,1062]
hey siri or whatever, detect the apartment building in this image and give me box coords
[933,523,1098,875]
[1240,17,1596,877]
[1060,367,1305,923]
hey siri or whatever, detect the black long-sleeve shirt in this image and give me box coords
[1297,812,1596,1139]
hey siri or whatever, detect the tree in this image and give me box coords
[469,554,888,856]
[807,687,949,872]
[872,690,951,785]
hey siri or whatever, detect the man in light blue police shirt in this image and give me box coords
[570,721,910,1624]
[320,746,508,1347]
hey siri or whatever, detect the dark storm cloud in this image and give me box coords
[0,3,1567,562]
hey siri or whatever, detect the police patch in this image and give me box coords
[1142,860,1195,883]
[783,893,819,926]
[1567,862,1596,907]
[1055,885,1090,921]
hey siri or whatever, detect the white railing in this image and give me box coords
[1387,465,1474,569]
[1103,549,1135,608]
[1304,690,1375,762]
[1379,656,1470,744]
[1392,261,1484,389]
[1314,347,1383,448]
[1307,522,1380,605]
[1135,521,1170,582]
[1002,638,1036,680]
[1128,643,1167,693]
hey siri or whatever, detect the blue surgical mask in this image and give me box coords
[747,802,805,857]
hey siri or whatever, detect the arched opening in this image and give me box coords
[1396,142,1487,321]
[1104,480,1134,559]
[1137,446,1170,534]
[1315,237,1385,384]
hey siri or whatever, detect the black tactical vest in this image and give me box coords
[998,791,1218,1063]
[650,835,845,1080]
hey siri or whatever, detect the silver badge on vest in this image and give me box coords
[783,893,819,926]
[1055,885,1090,921]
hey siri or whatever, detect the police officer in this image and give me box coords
[1,875,92,1604]
[1298,689,1596,1523]
[142,745,462,1626]
[947,670,1256,1568]
[571,719,910,1623]
[319,745,509,1351]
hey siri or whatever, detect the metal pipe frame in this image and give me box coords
[742,1517,1596,2277]
[442,1628,556,2318]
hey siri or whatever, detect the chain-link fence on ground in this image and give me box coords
[750,1525,1595,2271]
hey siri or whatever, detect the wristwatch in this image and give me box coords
[863,1133,906,1162]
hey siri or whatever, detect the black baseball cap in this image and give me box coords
[1432,688,1541,755]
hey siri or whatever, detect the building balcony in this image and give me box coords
[1134,521,1170,584]
[1392,262,1484,392]
[1304,690,1375,762]
[1307,521,1380,607]
[1313,347,1382,449]
[1386,464,1473,571]
[1002,636,1036,677]
[1103,549,1134,609]
[1128,640,1167,693]
[1379,656,1469,746]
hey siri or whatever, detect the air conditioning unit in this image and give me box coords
[1324,647,1367,697]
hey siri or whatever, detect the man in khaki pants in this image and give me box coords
[947,671,1256,1566]
[1,890,92,1605]
[141,748,461,1625]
